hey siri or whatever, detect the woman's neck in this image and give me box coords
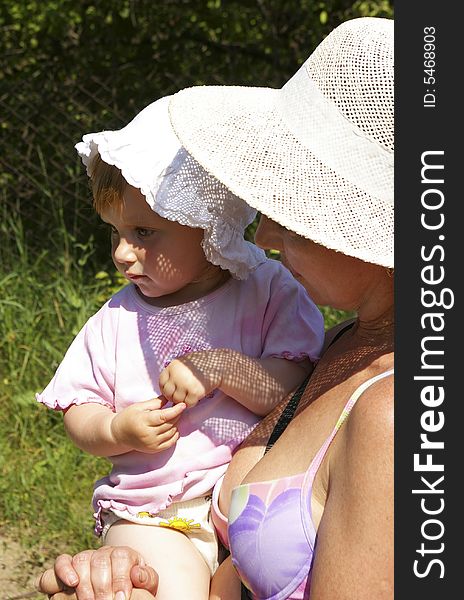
[350,269,394,343]
[355,304,394,340]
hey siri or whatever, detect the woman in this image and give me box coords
[37,16,394,600]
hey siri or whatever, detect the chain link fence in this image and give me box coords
[0,1,393,268]
[0,63,136,265]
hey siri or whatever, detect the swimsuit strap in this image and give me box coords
[325,320,356,347]
[264,321,355,455]
[264,374,310,454]
[307,367,395,482]
[300,367,394,548]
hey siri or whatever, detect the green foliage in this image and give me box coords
[1,0,393,270]
[0,210,126,390]
[0,198,123,550]
[0,391,106,555]
[0,0,391,558]
[0,207,126,553]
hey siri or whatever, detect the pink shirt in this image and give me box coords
[37,259,324,523]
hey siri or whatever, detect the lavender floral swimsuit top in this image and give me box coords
[227,369,394,600]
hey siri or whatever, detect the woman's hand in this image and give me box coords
[35,546,159,599]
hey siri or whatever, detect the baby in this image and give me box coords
[37,96,325,599]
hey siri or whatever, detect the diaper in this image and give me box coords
[100,495,219,575]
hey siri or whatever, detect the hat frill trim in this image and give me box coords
[76,134,266,280]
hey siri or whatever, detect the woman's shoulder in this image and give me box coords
[344,366,394,453]
[325,364,394,524]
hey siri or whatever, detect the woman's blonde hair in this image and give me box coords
[88,154,127,215]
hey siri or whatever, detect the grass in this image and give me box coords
[0,207,352,565]
[0,208,124,558]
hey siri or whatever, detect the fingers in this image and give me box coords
[159,361,208,407]
[71,546,130,600]
[97,545,156,599]
[136,397,166,411]
[108,546,142,599]
[35,547,157,600]
[71,549,101,599]
[140,425,180,454]
[160,379,187,404]
[160,378,200,406]
[87,547,116,600]
[131,564,159,595]
[158,368,170,388]
[152,430,180,452]
[46,592,77,600]
[156,394,168,407]
[36,554,80,592]
[142,419,175,434]
[35,567,67,594]
[146,402,186,424]
[159,362,193,404]
[185,391,204,408]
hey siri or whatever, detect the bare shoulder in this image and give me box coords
[310,369,394,598]
[338,369,394,484]
[347,369,394,442]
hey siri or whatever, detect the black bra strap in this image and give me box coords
[327,320,355,346]
[264,374,310,454]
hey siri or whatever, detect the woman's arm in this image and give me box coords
[210,555,242,600]
[309,375,394,599]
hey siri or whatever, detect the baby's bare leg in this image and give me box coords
[105,520,210,600]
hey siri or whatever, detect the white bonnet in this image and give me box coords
[75,96,265,279]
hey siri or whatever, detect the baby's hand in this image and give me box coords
[110,398,186,453]
[159,351,223,408]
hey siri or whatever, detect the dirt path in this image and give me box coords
[0,531,50,600]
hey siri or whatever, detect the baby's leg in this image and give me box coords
[105,520,210,600]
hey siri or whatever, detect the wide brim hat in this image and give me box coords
[169,17,394,268]
[75,96,265,279]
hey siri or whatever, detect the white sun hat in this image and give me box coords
[74,96,266,279]
[169,17,394,268]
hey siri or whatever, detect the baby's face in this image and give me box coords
[100,185,218,306]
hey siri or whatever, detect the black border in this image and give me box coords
[396,1,461,596]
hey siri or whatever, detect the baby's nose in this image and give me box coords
[113,238,137,264]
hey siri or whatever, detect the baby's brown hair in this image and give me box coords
[88,154,127,215]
